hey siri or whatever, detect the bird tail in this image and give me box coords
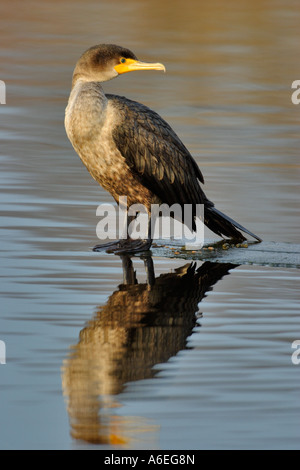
[204,205,262,242]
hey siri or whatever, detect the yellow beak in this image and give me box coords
[114,59,166,75]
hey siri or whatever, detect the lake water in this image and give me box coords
[0,0,299,450]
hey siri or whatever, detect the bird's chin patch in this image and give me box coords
[110,69,119,80]
[96,68,119,82]
[107,69,119,81]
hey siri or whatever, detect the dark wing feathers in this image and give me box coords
[108,94,206,209]
[107,94,261,242]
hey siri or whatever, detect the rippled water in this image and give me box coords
[0,0,299,450]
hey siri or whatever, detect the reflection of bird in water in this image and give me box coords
[65,44,261,254]
[62,256,237,445]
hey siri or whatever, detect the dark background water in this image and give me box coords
[0,0,299,449]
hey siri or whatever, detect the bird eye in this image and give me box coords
[120,58,126,64]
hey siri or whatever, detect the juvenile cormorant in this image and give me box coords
[65,44,261,252]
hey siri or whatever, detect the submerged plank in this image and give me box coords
[149,240,300,269]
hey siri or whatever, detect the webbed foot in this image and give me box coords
[93,238,152,254]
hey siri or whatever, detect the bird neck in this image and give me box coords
[65,79,108,144]
[67,79,107,111]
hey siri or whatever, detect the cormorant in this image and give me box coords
[65,44,261,252]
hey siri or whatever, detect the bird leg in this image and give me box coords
[120,255,137,284]
[141,253,155,286]
[119,253,155,286]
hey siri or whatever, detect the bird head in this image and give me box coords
[72,44,165,86]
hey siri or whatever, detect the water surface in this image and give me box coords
[0,0,299,450]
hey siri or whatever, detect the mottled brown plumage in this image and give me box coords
[65,44,262,251]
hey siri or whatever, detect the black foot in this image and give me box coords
[93,238,152,254]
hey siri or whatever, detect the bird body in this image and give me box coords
[65,44,261,251]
